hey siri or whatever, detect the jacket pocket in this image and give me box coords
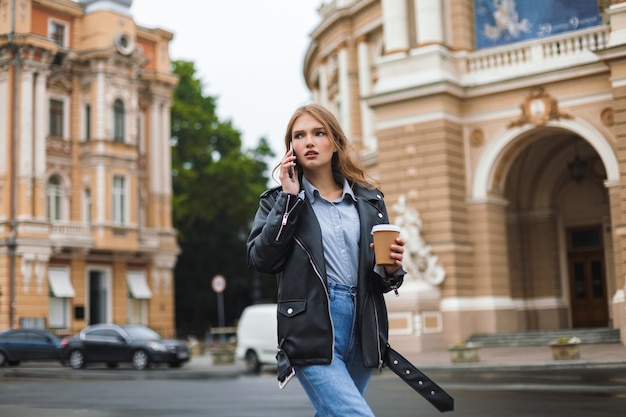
[277,299,307,318]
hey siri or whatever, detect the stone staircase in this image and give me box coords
[467,327,621,347]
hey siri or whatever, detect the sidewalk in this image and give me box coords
[405,343,626,371]
[189,343,626,374]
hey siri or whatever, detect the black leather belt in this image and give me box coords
[384,345,454,413]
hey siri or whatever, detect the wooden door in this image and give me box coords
[567,227,608,328]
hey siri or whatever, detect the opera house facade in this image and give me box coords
[303,0,626,349]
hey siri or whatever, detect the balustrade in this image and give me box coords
[465,26,609,75]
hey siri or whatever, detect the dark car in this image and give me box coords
[0,328,62,366]
[59,324,191,370]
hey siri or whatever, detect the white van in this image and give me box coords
[235,303,277,373]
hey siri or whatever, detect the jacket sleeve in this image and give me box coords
[371,193,405,294]
[247,189,303,275]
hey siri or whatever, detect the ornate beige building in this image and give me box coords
[0,0,179,337]
[304,0,626,350]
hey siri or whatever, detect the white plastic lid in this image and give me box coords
[371,224,400,234]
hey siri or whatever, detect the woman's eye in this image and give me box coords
[315,131,326,137]
[293,133,303,139]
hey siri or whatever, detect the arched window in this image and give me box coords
[47,175,63,221]
[113,99,125,142]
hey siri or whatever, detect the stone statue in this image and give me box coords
[392,195,446,286]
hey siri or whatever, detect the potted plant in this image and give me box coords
[448,341,480,363]
[549,336,581,360]
[187,335,204,356]
[207,342,236,364]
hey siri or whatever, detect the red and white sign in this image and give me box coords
[211,274,226,293]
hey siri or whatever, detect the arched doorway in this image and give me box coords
[503,128,612,329]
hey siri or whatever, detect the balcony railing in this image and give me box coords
[50,222,92,239]
[139,228,160,248]
[464,25,609,75]
[49,222,94,249]
[49,222,164,251]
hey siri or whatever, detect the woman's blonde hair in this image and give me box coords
[273,103,379,189]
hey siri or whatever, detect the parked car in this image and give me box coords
[59,324,191,370]
[235,304,277,373]
[0,328,62,366]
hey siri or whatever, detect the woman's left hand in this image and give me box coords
[370,236,405,275]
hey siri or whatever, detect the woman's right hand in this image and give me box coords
[280,147,300,194]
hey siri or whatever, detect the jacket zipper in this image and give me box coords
[275,194,301,242]
[357,195,385,369]
[371,291,383,370]
[295,238,335,358]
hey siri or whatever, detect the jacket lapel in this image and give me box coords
[354,186,387,274]
[295,199,327,278]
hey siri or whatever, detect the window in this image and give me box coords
[112,176,126,224]
[49,21,67,48]
[84,328,122,342]
[113,99,125,142]
[85,105,91,140]
[83,188,92,223]
[48,267,74,329]
[49,99,64,137]
[47,176,63,221]
[127,271,151,324]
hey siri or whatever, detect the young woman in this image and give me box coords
[247,103,405,416]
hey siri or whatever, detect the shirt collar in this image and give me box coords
[302,175,356,204]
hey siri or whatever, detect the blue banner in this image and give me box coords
[474,0,602,49]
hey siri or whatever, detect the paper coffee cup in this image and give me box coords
[371,224,400,265]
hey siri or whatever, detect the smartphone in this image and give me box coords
[289,142,295,180]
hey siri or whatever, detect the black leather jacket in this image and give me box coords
[246,184,404,370]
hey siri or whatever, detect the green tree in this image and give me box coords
[170,60,274,338]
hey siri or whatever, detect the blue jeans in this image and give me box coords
[295,282,375,417]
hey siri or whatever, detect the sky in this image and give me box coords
[130,0,322,175]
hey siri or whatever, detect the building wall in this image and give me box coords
[0,0,179,337]
[304,0,626,349]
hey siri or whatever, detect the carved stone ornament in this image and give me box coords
[47,72,73,94]
[508,87,572,128]
[392,195,446,286]
[469,128,484,146]
[601,107,614,126]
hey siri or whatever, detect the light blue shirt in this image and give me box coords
[302,177,360,287]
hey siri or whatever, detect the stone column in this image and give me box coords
[381,0,409,55]
[414,0,444,45]
[459,198,518,332]
[357,36,375,151]
[95,64,106,139]
[34,70,50,221]
[0,70,8,176]
[337,46,351,138]
[95,164,106,224]
[161,101,171,196]
[33,70,48,180]
[609,2,626,47]
[607,183,626,343]
[130,80,138,146]
[19,67,34,178]
[161,100,172,229]
[149,101,162,195]
[147,100,164,228]
[317,63,329,108]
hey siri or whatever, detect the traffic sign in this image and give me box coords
[212,274,226,293]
